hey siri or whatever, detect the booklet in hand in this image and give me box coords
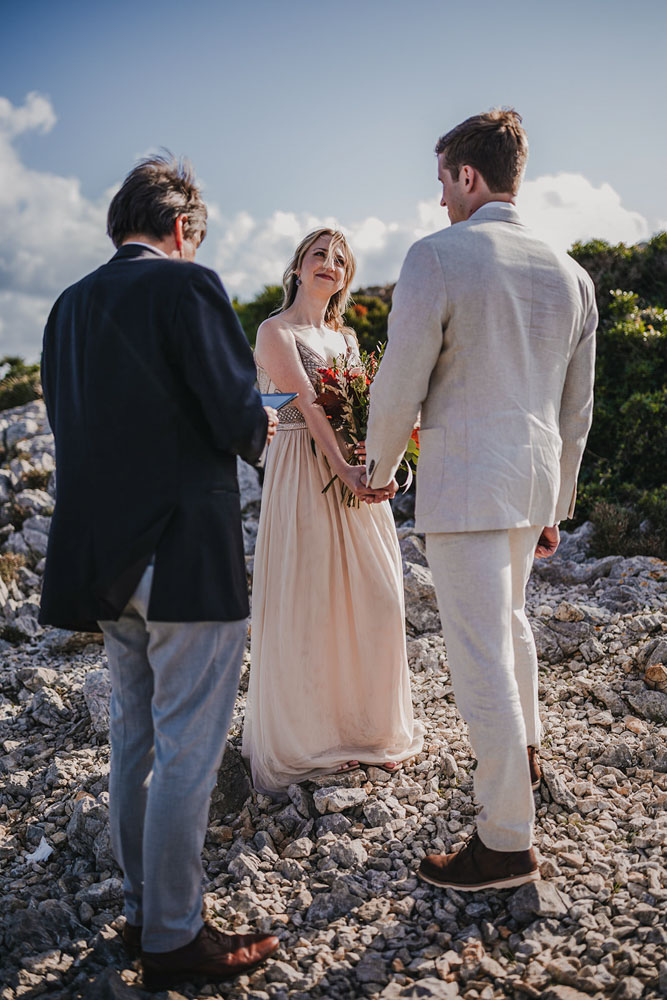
[261,392,298,410]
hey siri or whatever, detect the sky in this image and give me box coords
[1,0,666,360]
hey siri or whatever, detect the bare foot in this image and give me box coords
[336,760,360,772]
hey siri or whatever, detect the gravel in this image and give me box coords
[0,401,665,999]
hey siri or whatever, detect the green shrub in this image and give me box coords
[344,294,391,354]
[616,388,667,489]
[574,260,667,559]
[571,233,667,321]
[0,356,42,411]
[233,285,283,348]
[588,487,667,560]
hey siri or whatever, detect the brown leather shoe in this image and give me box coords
[122,921,142,957]
[141,922,279,991]
[528,745,541,790]
[418,830,539,891]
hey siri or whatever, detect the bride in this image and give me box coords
[242,227,424,796]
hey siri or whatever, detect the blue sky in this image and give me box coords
[1,0,666,358]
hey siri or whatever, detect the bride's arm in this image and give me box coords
[256,320,367,495]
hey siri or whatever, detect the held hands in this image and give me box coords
[535,524,560,559]
[340,464,397,504]
[264,406,279,443]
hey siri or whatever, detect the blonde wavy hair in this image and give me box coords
[276,228,356,332]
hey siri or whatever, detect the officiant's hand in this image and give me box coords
[535,524,559,558]
[264,406,279,443]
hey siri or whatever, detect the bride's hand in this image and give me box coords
[339,463,369,498]
[365,477,398,504]
[353,440,367,461]
[264,406,279,442]
[340,464,396,504]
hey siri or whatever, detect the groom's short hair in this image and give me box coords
[107,153,207,248]
[435,109,528,196]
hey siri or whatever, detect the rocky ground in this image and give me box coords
[0,400,665,1000]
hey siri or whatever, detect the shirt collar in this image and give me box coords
[123,241,169,258]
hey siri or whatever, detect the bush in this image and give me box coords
[0,356,42,411]
[233,286,283,348]
[0,552,26,584]
[588,487,667,560]
[344,294,390,354]
[573,247,667,559]
[571,233,667,322]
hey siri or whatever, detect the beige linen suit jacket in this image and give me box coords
[365,202,597,533]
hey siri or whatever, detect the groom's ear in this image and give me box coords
[461,165,476,191]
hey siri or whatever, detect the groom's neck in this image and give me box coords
[466,191,515,219]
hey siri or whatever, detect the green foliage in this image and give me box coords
[0,356,42,411]
[571,232,667,322]
[587,487,667,560]
[583,292,667,474]
[344,294,391,354]
[573,238,667,557]
[232,285,283,348]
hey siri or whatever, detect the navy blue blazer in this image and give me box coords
[39,244,267,631]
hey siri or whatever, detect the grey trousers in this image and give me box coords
[425,526,542,852]
[99,565,247,952]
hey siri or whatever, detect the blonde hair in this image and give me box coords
[277,228,356,332]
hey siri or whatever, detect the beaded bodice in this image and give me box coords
[256,338,352,429]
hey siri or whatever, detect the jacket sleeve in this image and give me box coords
[556,279,598,520]
[365,239,447,487]
[172,266,268,465]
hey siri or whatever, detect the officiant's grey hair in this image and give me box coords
[107,154,208,248]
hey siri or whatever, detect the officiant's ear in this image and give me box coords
[174,214,188,253]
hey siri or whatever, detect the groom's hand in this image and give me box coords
[535,524,560,559]
[363,477,398,504]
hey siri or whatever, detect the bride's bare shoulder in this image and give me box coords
[255,315,299,364]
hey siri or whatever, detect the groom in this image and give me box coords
[40,155,279,987]
[365,109,597,890]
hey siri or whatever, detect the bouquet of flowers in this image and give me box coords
[314,344,419,507]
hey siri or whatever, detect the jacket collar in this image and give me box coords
[469,201,525,227]
[111,243,168,262]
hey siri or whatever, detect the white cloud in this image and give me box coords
[0,93,109,359]
[518,173,649,250]
[212,173,655,301]
[0,91,56,138]
[0,91,660,360]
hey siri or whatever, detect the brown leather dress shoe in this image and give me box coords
[418,830,539,891]
[141,922,279,991]
[122,921,142,958]
[528,745,541,790]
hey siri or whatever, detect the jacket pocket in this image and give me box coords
[414,427,446,520]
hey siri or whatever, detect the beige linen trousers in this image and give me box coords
[366,202,597,849]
